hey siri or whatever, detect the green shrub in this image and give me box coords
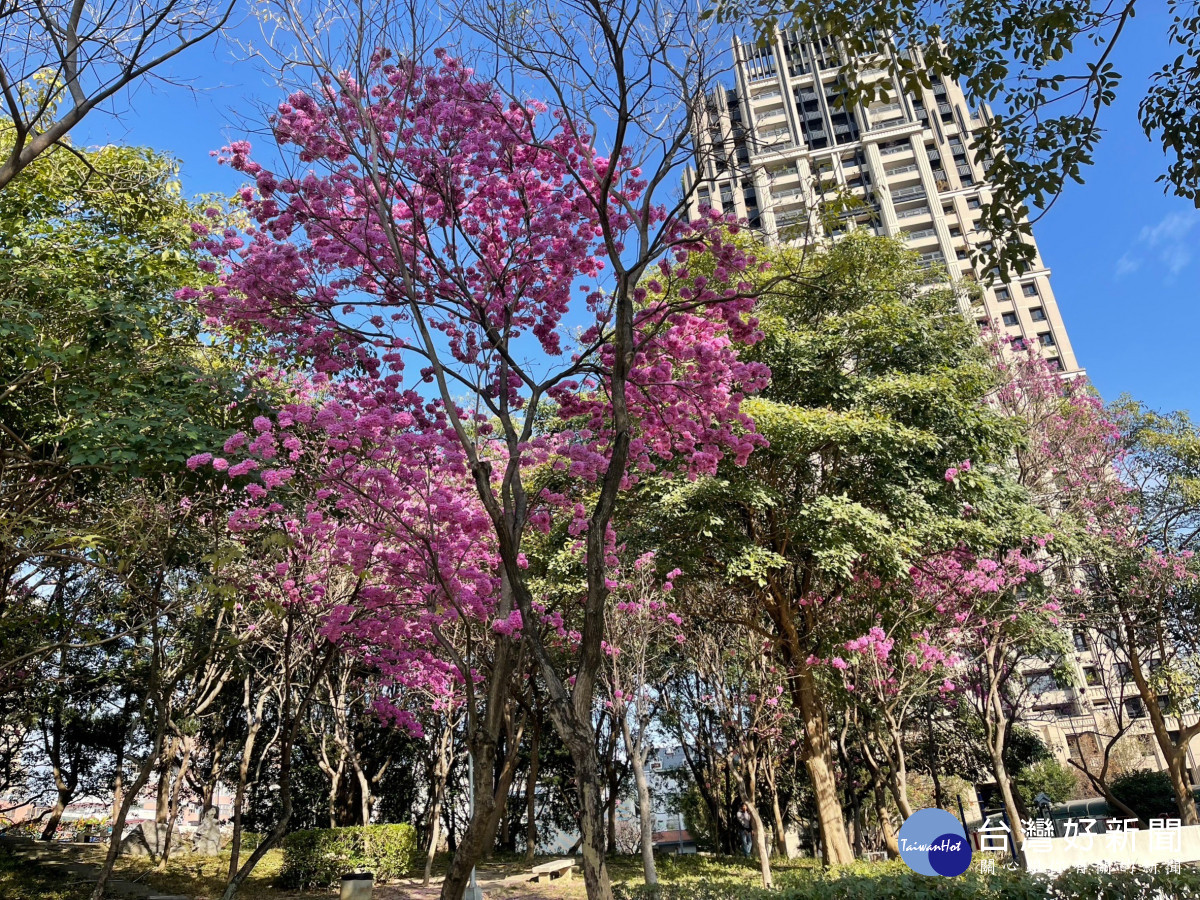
[277,824,418,889]
[613,864,1200,900]
[240,831,264,852]
[1111,769,1178,822]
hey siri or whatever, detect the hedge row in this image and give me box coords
[614,865,1200,900]
[277,824,418,889]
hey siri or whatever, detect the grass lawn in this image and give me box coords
[1,842,794,900]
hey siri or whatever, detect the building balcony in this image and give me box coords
[895,205,930,220]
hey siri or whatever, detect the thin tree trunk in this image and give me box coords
[733,770,772,889]
[764,754,789,859]
[221,635,334,900]
[523,716,540,865]
[622,713,657,886]
[91,679,171,900]
[227,682,267,883]
[872,776,899,859]
[424,719,454,885]
[40,785,72,842]
[157,736,195,868]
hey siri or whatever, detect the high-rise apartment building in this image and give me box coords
[684,32,1080,374]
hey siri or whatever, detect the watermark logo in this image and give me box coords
[897,807,972,877]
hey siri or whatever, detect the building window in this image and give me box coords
[956,248,969,260]
[1012,337,1026,350]
[1066,734,1082,760]
[1039,332,1056,347]
[1073,630,1088,653]
[1050,358,1064,371]
[967,195,982,209]
[1030,306,1046,322]
[1002,312,1018,327]
[1027,671,1057,694]
[995,286,1011,302]
[1023,282,1039,297]
[1083,666,1100,686]
[1124,697,1147,719]
[949,225,962,237]
[977,319,989,329]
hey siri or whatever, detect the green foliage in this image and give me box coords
[1110,769,1178,822]
[277,824,418,889]
[1014,757,1077,808]
[614,863,1200,899]
[0,141,242,476]
[702,0,1200,279]
[646,233,1038,643]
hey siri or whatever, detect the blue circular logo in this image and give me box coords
[897,808,972,877]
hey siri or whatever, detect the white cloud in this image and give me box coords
[1115,253,1141,276]
[1119,211,1199,278]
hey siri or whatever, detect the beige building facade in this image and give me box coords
[684,31,1080,373]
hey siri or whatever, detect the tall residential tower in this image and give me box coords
[684,32,1080,373]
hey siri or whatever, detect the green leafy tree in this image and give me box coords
[0,141,255,661]
[1014,758,1078,809]
[647,232,1028,863]
[1111,769,1180,823]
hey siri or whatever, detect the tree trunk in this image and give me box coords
[872,777,899,859]
[157,735,195,868]
[1167,748,1199,824]
[424,719,454,885]
[91,689,170,900]
[884,725,914,820]
[576,755,615,900]
[794,667,853,864]
[770,794,789,858]
[221,637,334,900]
[987,741,1026,868]
[227,684,267,884]
[733,769,772,889]
[439,739,499,900]
[523,717,540,865]
[621,713,657,885]
[40,787,71,842]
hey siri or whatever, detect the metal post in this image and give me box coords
[465,748,483,900]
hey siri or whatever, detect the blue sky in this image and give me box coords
[74,8,1200,417]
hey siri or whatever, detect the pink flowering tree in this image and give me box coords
[825,582,963,823]
[187,49,765,899]
[664,604,789,889]
[600,552,687,886]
